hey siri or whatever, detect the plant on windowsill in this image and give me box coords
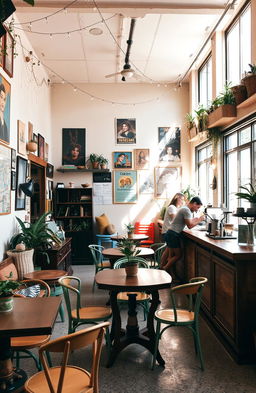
[206,127,222,159]
[185,112,197,139]
[208,83,236,128]
[194,105,208,132]
[117,238,141,276]
[241,64,256,98]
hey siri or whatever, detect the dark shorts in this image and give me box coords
[164,230,181,248]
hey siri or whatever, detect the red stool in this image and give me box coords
[134,222,155,247]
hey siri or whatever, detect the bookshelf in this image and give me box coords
[54,187,93,264]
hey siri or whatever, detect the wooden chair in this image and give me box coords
[24,322,110,393]
[88,244,111,291]
[134,222,155,247]
[149,243,166,268]
[113,257,150,320]
[151,277,208,371]
[12,279,52,371]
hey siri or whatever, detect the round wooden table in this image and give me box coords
[102,247,154,267]
[96,268,172,367]
[110,234,149,242]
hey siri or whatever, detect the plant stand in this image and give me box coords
[233,213,256,245]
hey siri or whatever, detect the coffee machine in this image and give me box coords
[204,207,235,238]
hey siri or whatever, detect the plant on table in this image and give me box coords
[117,238,141,265]
[235,183,256,205]
[0,273,21,298]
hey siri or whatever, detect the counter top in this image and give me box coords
[183,229,256,260]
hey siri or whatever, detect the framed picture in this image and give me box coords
[0,72,11,144]
[0,35,4,67]
[113,170,137,204]
[139,171,154,194]
[154,166,182,199]
[158,126,181,163]
[38,133,45,160]
[11,148,16,170]
[0,142,11,214]
[113,151,132,169]
[11,171,16,190]
[33,133,38,143]
[17,120,26,155]
[28,121,33,142]
[116,118,136,145]
[3,29,14,77]
[134,149,150,170]
[62,128,86,166]
[46,163,54,178]
[15,156,28,210]
[45,143,49,162]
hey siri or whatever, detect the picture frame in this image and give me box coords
[15,156,28,210]
[48,180,53,200]
[17,120,26,155]
[11,171,16,190]
[116,118,136,145]
[46,163,54,178]
[0,142,11,214]
[134,148,150,170]
[113,151,133,169]
[158,126,181,163]
[62,128,86,166]
[0,72,11,144]
[113,170,138,204]
[139,171,154,194]
[154,166,182,199]
[45,142,49,162]
[28,121,33,142]
[0,35,5,68]
[11,148,16,170]
[3,29,14,78]
[33,133,38,143]
[38,133,45,160]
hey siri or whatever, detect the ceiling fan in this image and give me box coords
[105,18,138,81]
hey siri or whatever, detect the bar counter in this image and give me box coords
[182,229,256,364]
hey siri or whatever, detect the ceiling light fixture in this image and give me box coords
[89,27,103,36]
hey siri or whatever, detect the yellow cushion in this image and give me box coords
[105,224,116,235]
[95,214,110,234]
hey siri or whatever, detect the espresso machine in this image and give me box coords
[204,207,235,239]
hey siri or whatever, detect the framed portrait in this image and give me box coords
[0,72,11,144]
[3,29,14,77]
[134,148,150,170]
[15,156,28,210]
[45,143,49,162]
[154,166,182,199]
[62,128,86,166]
[11,148,16,170]
[28,121,33,142]
[158,126,181,163]
[46,163,54,178]
[11,171,16,190]
[0,142,11,214]
[139,171,154,194]
[17,120,26,155]
[38,133,45,160]
[113,170,137,204]
[116,118,136,145]
[113,151,132,169]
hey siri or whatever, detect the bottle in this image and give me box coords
[219,222,224,238]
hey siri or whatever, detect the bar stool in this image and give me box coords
[96,234,117,248]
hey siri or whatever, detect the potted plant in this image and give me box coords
[241,64,256,97]
[98,155,109,169]
[89,153,100,169]
[125,222,135,238]
[231,84,247,105]
[206,127,222,158]
[181,185,197,203]
[0,272,21,312]
[235,183,256,212]
[194,105,208,132]
[185,112,197,139]
[208,83,236,128]
[117,238,141,276]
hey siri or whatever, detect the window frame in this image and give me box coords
[196,140,214,205]
[198,54,212,107]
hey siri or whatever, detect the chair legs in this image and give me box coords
[151,320,161,370]
[191,325,204,370]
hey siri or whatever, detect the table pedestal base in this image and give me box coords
[0,366,27,393]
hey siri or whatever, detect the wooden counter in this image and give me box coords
[182,230,256,364]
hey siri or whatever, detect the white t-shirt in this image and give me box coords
[169,206,192,233]
[162,205,177,234]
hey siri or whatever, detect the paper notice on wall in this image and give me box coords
[93,182,112,205]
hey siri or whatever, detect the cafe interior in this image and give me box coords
[0,0,255,392]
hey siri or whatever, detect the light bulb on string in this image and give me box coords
[50,34,53,39]
[73,87,77,92]
[64,8,68,14]
[67,32,70,38]
[45,17,48,23]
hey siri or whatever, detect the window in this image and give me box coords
[198,55,212,108]
[226,3,251,85]
[196,143,214,206]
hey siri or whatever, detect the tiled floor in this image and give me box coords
[25,265,256,393]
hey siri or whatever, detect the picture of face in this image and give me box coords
[0,73,11,144]
[135,149,150,170]
[158,126,181,162]
[154,166,182,199]
[113,151,132,169]
[116,118,136,145]
[62,128,86,167]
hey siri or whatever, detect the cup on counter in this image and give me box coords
[236,207,244,215]
[224,223,234,237]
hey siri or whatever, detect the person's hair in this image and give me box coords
[117,153,125,159]
[0,83,6,95]
[70,144,81,154]
[138,150,145,163]
[169,192,184,207]
[120,120,132,131]
[190,196,203,205]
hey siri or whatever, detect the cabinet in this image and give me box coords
[54,188,93,264]
[40,238,73,274]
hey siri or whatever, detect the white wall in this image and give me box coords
[0,24,51,259]
[51,83,189,234]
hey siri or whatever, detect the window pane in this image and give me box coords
[239,148,251,209]
[198,148,206,162]
[239,127,251,145]
[227,22,240,85]
[253,123,256,140]
[207,58,212,104]
[240,6,251,77]
[225,133,237,150]
[227,151,238,212]
[199,56,212,107]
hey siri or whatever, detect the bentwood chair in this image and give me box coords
[58,276,112,353]
[88,244,111,291]
[149,243,166,268]
[24,322,110,393]
[12,279,52,371]
[113,257,151,320]
[151,277,208,371]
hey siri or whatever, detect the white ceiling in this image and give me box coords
[12,0,235,84]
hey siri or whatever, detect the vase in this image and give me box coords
[26,141,37,153]
[0,296,13,312]
[7,249,34,279]
[125,264,138,277]
[247,223,255,245]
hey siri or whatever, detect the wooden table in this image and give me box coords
[96,268,172,367]
[0,297,61,392]
[102,247,154,267]
[110,234,149,242]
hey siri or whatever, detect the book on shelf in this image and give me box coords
[65,207,70,216]
[59,165,77,169]
[80,206,84,217]
[57,206,66,217]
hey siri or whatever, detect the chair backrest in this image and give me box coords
[170,277,208,322]
[150,243,166,267]
[134,222,155,245]
[38,322,110,393]
[58,276,81,319]
[88,244,104,267]
[113,257,149,269]
[14,279,51,298]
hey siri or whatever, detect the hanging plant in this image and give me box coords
[206,127,222,158]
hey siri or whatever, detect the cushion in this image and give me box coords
[15,284,40,298]
[0,261,18,281]
[105,224,116,235]
[95,214,110,235]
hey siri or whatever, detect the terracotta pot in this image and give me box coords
[231,85,247,105]
[0,296,13,312]
[127,232,134,239]
[125,264,138,277]
[242,74,256,97]
[26,141,37,153]
[101,164,107,169]
[92,162,99,169]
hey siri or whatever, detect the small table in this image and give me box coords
[102,247,154,267]
[96,268,172,367]
[110,234,149,242]
[0,297,61,392]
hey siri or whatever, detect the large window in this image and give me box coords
[226,3,251,85]
[198,55,212,108]
[196,143,214,206]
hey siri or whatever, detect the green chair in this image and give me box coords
[58,276,112,353]
[151,276,208,371]
[113,257,150,320]
[88,244,111,291]
[149,243,166,268]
